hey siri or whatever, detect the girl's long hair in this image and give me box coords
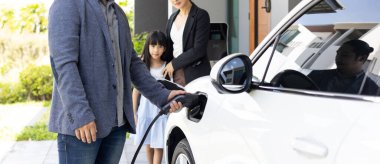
[141,30,168,70]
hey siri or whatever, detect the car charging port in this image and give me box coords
[187,92,207,122]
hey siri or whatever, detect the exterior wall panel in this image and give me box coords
[134,0,168,34]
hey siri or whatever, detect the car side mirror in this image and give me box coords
[210,53,252,94]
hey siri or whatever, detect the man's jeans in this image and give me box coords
[58,125,127,164]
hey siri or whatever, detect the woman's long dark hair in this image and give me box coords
[141,30,168,70]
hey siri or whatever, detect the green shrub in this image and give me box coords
[42,100,51,107]
[19,65,52,101]
[15,123,57,141]
[0,9,15,31]
[0,62,11,76]
[0,82,27,104]
[19,3,48,33]
[118,0,134,32]
[132,32,148,56]
[0,64,53,104]
[16,110,57,141]
[16,108,57,141]
[1,3,47,33]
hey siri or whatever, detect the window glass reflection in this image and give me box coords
[220,58,247,85]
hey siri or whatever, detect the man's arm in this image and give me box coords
[49,0,95,137]
[130,51,185,112]
[129,49,171,107]
[119,6,184,110]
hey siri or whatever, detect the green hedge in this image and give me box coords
[0,31,145,104]
[16,109,57,141]
[0,65,52,104]
[19,65,53,101]
[0,3,47,33]
[132,32,148,55]
[0,82,27,104]
[15,123,57,141]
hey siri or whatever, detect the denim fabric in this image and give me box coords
[58,125,127,164]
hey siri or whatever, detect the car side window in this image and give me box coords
[253,0,380,96]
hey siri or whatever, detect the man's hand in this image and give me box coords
[163,62,174,78]
[167,90,186,113]
[75,121,97,144]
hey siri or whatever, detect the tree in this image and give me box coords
[118,0,134,32]
[19,3,47,33]
[0,9,15,30]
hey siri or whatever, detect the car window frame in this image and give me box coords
[249,0,380,103]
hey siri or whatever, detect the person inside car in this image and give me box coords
[308,39,379,96]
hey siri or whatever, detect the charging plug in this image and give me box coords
[161,93,200,115]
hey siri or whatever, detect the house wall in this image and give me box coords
[193,0,246,54]
[289,0,302,11]
[134,0,168,34]
[227,0,239,53]
[238,0,250,55]
[271,0,289,29]
[191,0,227,23]
[271,0,302,29]
[134,0,300,56]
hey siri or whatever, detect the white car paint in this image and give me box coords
[164,0,380,163]
[166,78,380,163]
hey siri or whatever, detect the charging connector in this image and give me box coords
[131,93,202,164]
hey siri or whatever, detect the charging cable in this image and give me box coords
[131,80,200,164]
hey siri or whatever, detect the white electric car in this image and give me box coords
[164,0,380,163]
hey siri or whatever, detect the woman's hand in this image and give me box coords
[134,114,138,125]
[163,62,174,78]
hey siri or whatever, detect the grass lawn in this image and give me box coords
[15,107,57,141]
[0,101,55,141]
[1,101,132,141]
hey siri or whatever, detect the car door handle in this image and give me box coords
[292,137,328,158]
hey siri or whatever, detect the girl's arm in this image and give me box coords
[132,88,141,124]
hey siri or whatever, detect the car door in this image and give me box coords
[241,0,380,163]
